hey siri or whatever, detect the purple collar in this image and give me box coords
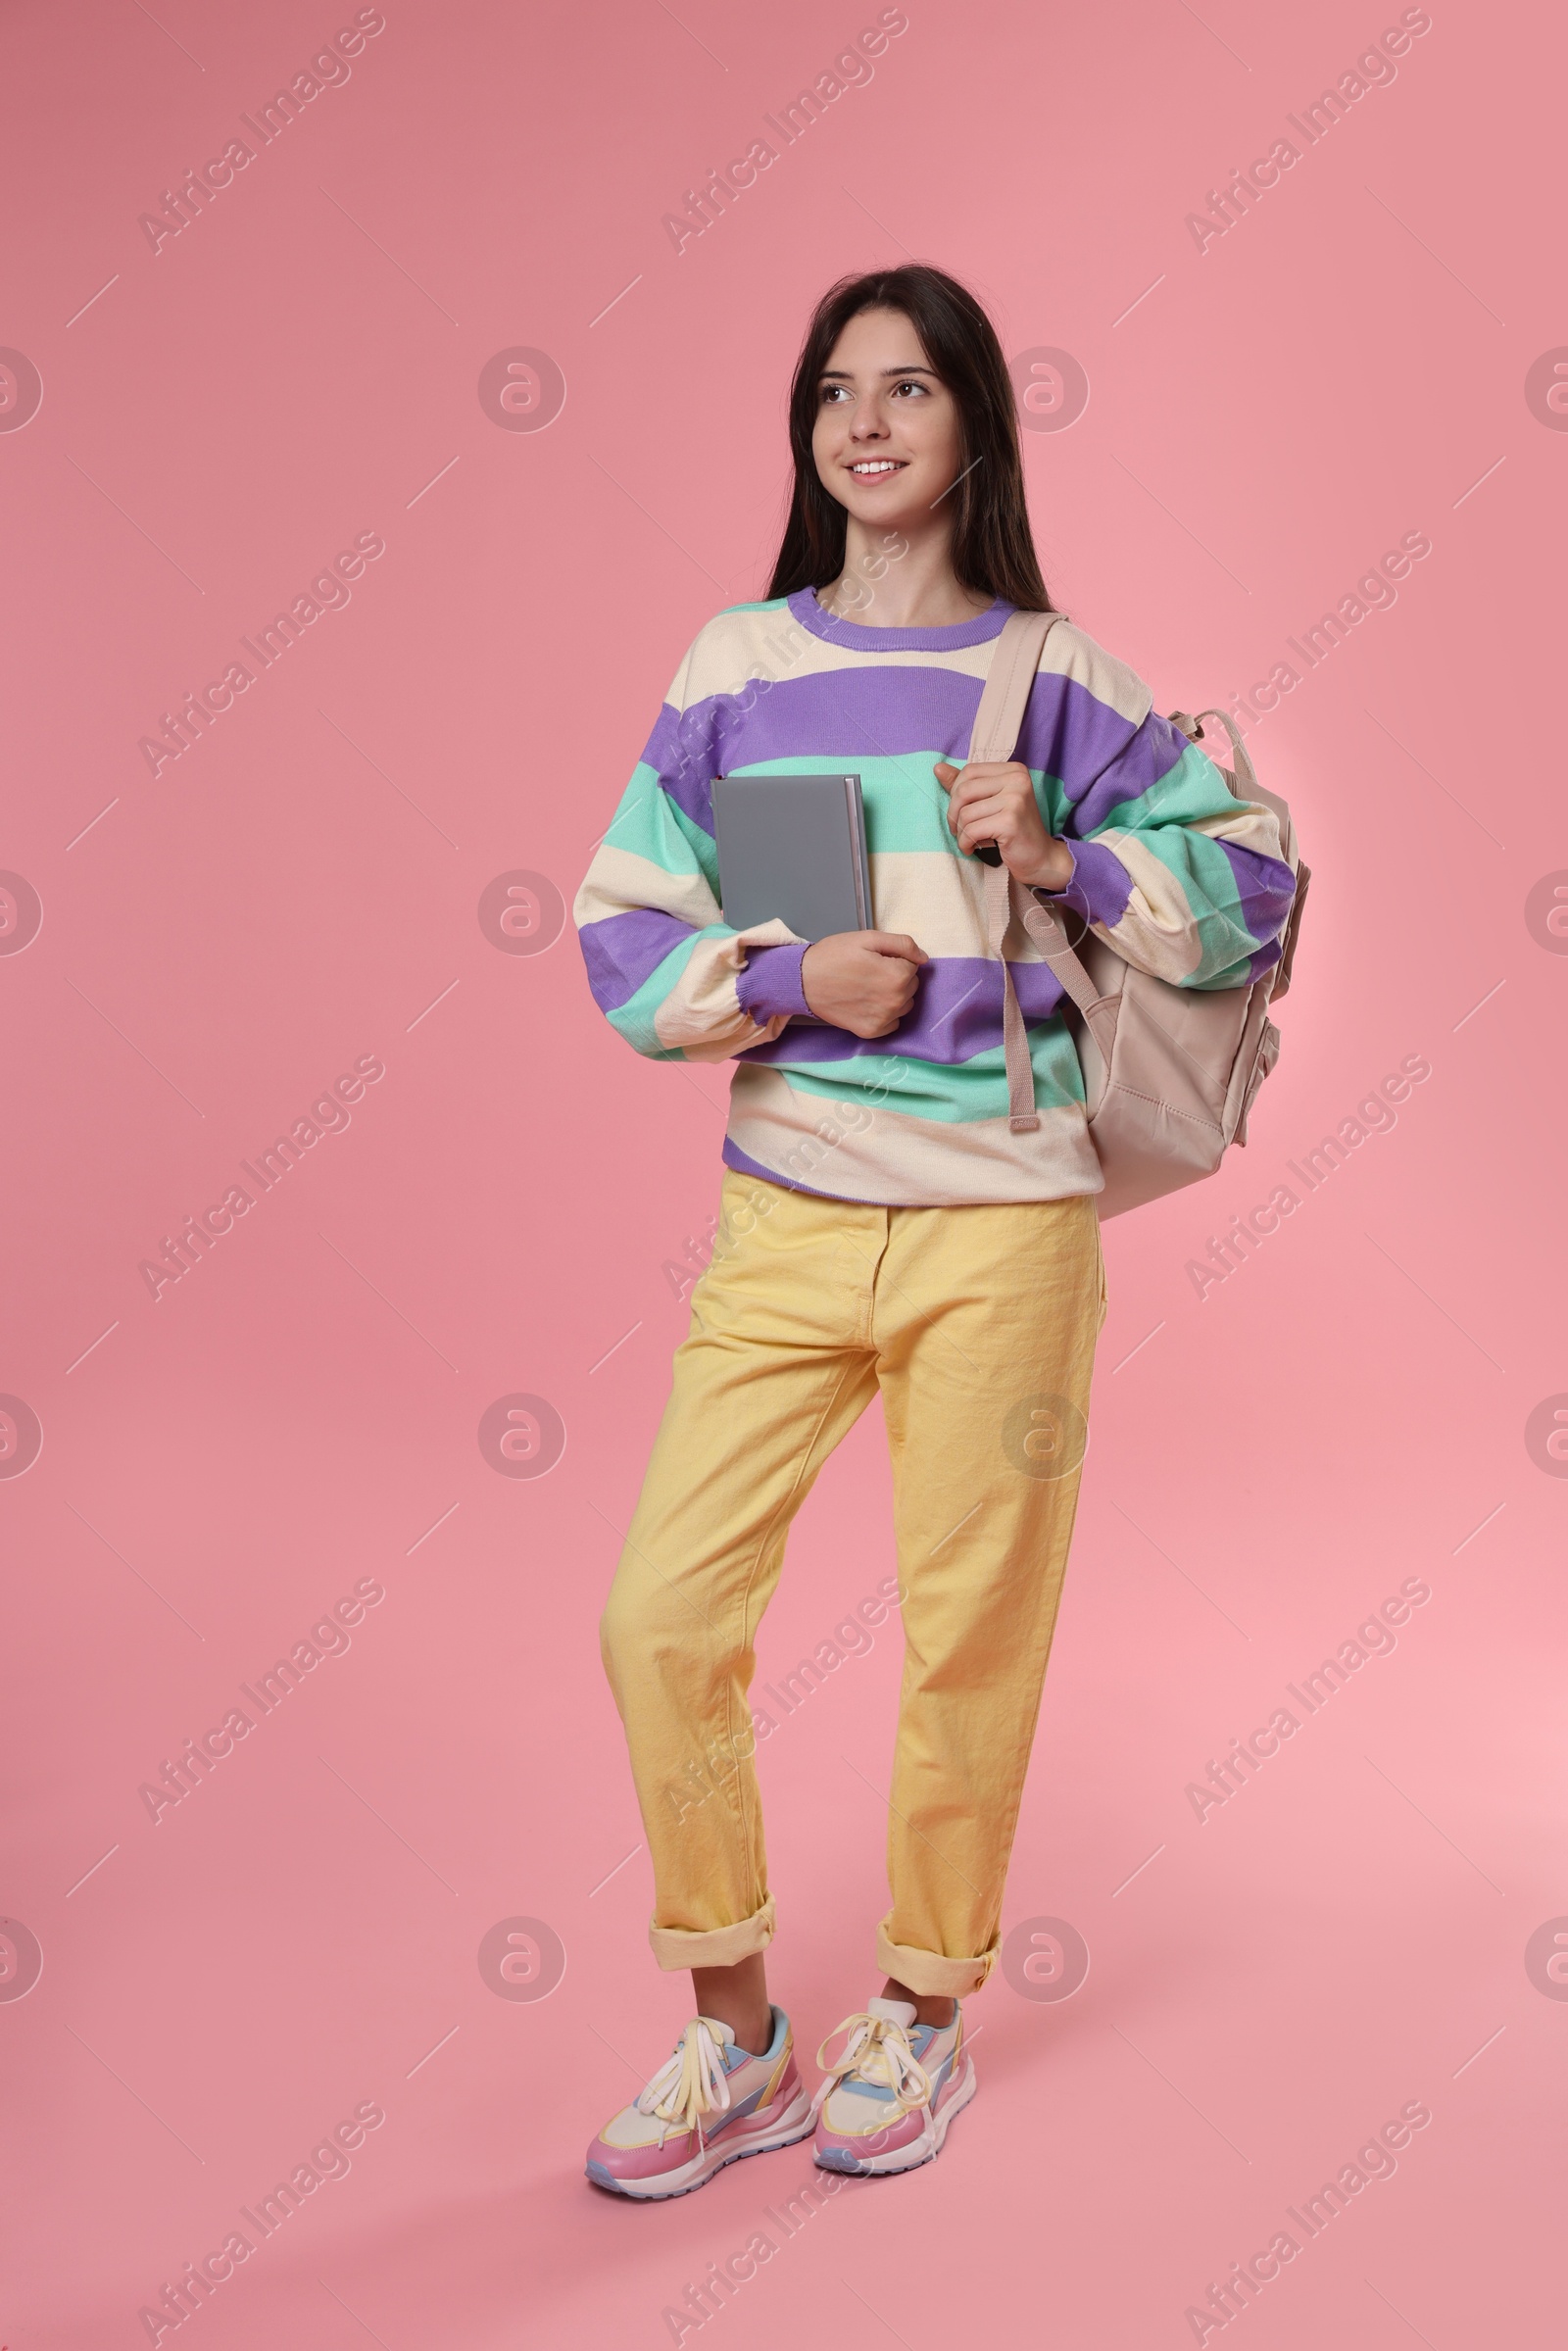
[786,586,1015,653]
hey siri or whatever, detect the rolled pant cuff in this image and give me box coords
[877,1914,998,1999]
[649,1895,776,1973]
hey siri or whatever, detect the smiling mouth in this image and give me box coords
[848,459,907,478]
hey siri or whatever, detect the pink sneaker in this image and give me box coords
[586,2007,812,2200]
[810,1996,976,2176]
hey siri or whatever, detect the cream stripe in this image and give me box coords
[683,610,999,704]
[1088,830,1205,983]
[678,612,1152,728]
[727,1065,1102,1205]
[574,840,719,931]
[653,921,803,1057]
[1185,801,1287,857]
[866,851,1054,960]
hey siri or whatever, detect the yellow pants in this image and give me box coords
[600,1168,1106,2000]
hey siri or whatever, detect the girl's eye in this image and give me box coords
[891,379,929,398]
[819,384,852,403]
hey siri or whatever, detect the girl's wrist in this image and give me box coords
[1016,839,1074,893]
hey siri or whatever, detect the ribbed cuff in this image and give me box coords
[648,1894,776,1973]
[1032,836,1130,929]
[875,1912,998,1999]
[736,942,811,1022]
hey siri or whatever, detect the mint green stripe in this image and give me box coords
[774,1025,1086,1124]
[1102,819,1263,979]
[1092,739,1237,833]
[602,760,719,895]
[1191,946,1271,992]
[725,753,1066,856]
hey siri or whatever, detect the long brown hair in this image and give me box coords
[765,265,1053,612]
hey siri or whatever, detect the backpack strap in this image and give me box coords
[967,608,1063,763]
[966,610,1102,1134]
[1191,706,1259,797]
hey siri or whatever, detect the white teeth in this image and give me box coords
[852,461,902,474]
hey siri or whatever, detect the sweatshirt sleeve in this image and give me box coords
[573,632,811,1062]
[1022,627,1298,992]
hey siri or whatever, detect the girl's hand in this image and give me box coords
[801,931,927,1038]
[934,759,1074,893]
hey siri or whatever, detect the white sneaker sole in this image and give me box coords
[587,2086,815,2201]
[812,2055,977,2177]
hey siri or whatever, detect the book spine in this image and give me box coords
[847,775,869,929]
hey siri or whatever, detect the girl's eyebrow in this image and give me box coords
[818,365,938,381]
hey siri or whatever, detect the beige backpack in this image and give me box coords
[970,608,1308,1219]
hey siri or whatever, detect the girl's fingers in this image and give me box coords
[955,794,1009,836]
[935,759,1018,789]
[938,761,1036,853]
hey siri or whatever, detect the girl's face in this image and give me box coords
[811,307,963,535]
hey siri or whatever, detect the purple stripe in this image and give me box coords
[578,906,695,1012]
[1035,836,1132,929]
[720,1134,862,1202]
[1042,837,1296,955]
[640,701,717,834]
[1056,708,1189,835]
[1246,937,1284,984]
[737,941,810,1021]
[644,670,1171,834]
[786,585,1016,652]
[738,955,1069,1067]
[1217,840,1298,944]
[710,667,987,781]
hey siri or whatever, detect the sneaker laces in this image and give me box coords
[810,2011,934,2122]
[634,2019,733,2148]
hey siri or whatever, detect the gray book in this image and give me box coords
[711,772,871,942]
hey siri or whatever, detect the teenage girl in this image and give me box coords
[574,265,1294,2195]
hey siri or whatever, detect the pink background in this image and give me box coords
[3,0,1564,2343]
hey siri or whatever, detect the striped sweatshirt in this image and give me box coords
[574,589,1297,1207]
